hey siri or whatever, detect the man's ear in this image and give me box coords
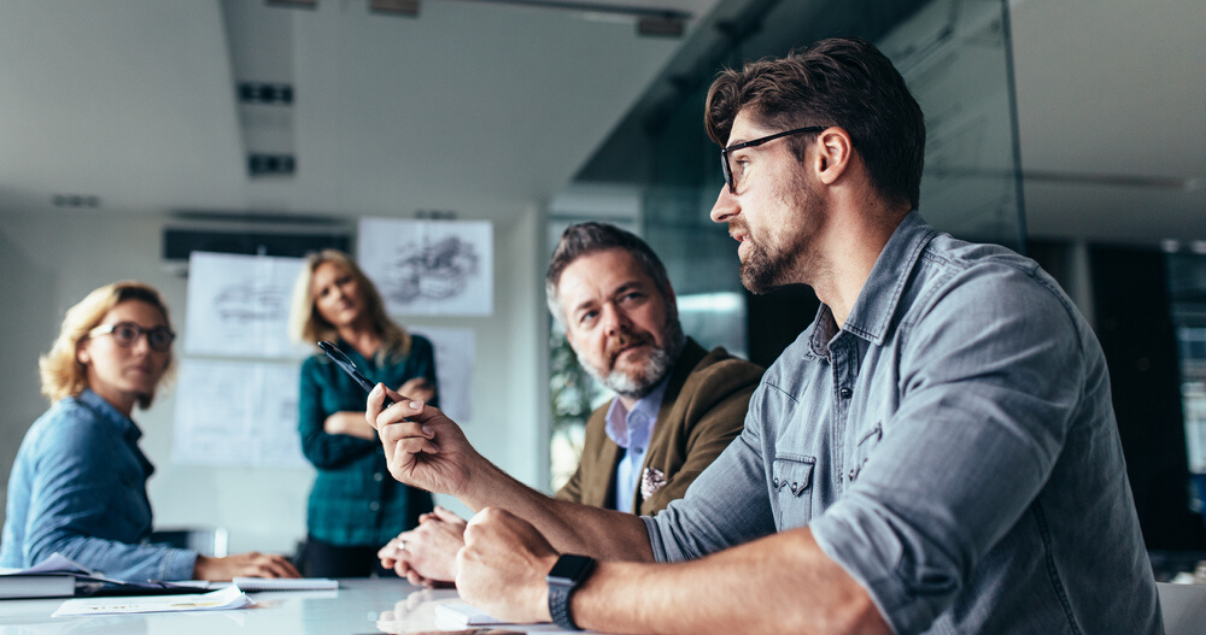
[813,128,854,186]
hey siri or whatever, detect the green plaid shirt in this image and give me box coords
[298,336,436,547]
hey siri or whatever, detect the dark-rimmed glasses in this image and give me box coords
[89,322,176,352]
[720,126,826,193]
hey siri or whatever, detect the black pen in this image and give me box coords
[317,341,395,410]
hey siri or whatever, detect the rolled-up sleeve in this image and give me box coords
[810,265,1084,634]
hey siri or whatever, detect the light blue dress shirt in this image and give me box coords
[0,389,196,581]
[644,212,1162,634]
[604,376,670,513]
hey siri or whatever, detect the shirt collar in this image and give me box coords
[604,372,672,450]
[78,388,143,443]
[809,210,937,355]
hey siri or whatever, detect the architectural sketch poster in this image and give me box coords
[357,218,493,316]
[413,327,474,423]
[184,251,309,359]
[172,359,307,468]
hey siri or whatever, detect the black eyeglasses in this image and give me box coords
[720,126,826,193]
[89,322,176,352]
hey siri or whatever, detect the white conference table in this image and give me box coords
[0,578,583,635]
[3,578,1202,634]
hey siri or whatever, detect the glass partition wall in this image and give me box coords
[1169,251,1206,532]
[549,0,1026,489]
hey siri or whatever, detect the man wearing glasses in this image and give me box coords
[369,37,1161,634]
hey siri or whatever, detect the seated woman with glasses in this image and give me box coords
[0,281,300,582]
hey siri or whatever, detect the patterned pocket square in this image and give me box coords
[641,466,667,501]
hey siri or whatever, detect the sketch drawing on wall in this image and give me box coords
[358,218,494,316]
[385,235,480,305]
[214,282,290,323]
[184,252,310,359]
[172,358,307,468]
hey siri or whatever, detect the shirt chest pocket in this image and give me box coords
[771,455,815,530]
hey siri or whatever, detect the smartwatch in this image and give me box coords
[546,553,596,631]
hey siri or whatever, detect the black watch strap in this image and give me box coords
[548,581,578,630]
[547,554,595,631]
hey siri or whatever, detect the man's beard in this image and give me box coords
[579,315,685,401]
[739,235,793,295]
[736,177,821,294]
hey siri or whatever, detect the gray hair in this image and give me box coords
[545,222,676,328]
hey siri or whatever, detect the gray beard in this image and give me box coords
[579,319,685,401]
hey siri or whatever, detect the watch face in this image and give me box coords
[547,554,595,585]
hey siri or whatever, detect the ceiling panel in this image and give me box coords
[0,0,719,221]
[1010,0,1206,242]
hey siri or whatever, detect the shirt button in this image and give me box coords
[773,477,781,488]
[369,501,380,512]
[839,387,853,399]
[374,472,384,482]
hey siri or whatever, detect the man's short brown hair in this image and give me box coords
[705,36,926,210]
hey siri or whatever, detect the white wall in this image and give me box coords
[0,208,548,555]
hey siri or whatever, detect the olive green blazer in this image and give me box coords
[554,338,763,515]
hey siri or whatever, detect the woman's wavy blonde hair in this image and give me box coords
[289,249,411,362]
[39,281,176,409]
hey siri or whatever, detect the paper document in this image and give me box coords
[233,577,337,591]
[10,553,91,575]
[52,585,252,616]
[434,602,507,628]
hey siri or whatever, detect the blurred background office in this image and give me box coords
[1,0,1204,572]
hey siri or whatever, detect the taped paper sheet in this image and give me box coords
[184,252,309,359]
[357,218,493,316]
[171,359,307,468]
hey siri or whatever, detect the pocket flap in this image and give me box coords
[771,455,815,497]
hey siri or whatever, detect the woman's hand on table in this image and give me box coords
[193,552,300,581]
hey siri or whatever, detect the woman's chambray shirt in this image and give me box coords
[299,336,436,547]
[0,389,196,581]
[645,212,1162,634]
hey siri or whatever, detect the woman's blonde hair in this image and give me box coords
[289,249,411,362]
[39,281,176,409]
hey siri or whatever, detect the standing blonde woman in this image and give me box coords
[0,281,299,581]
[290,250,437,577]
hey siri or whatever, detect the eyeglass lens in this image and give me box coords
[108,323,175,351]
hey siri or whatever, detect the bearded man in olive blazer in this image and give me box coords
[555,336,761,515]
[378,222,762,585]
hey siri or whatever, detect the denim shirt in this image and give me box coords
[645,212,1162,634]
[1,389,196,581]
